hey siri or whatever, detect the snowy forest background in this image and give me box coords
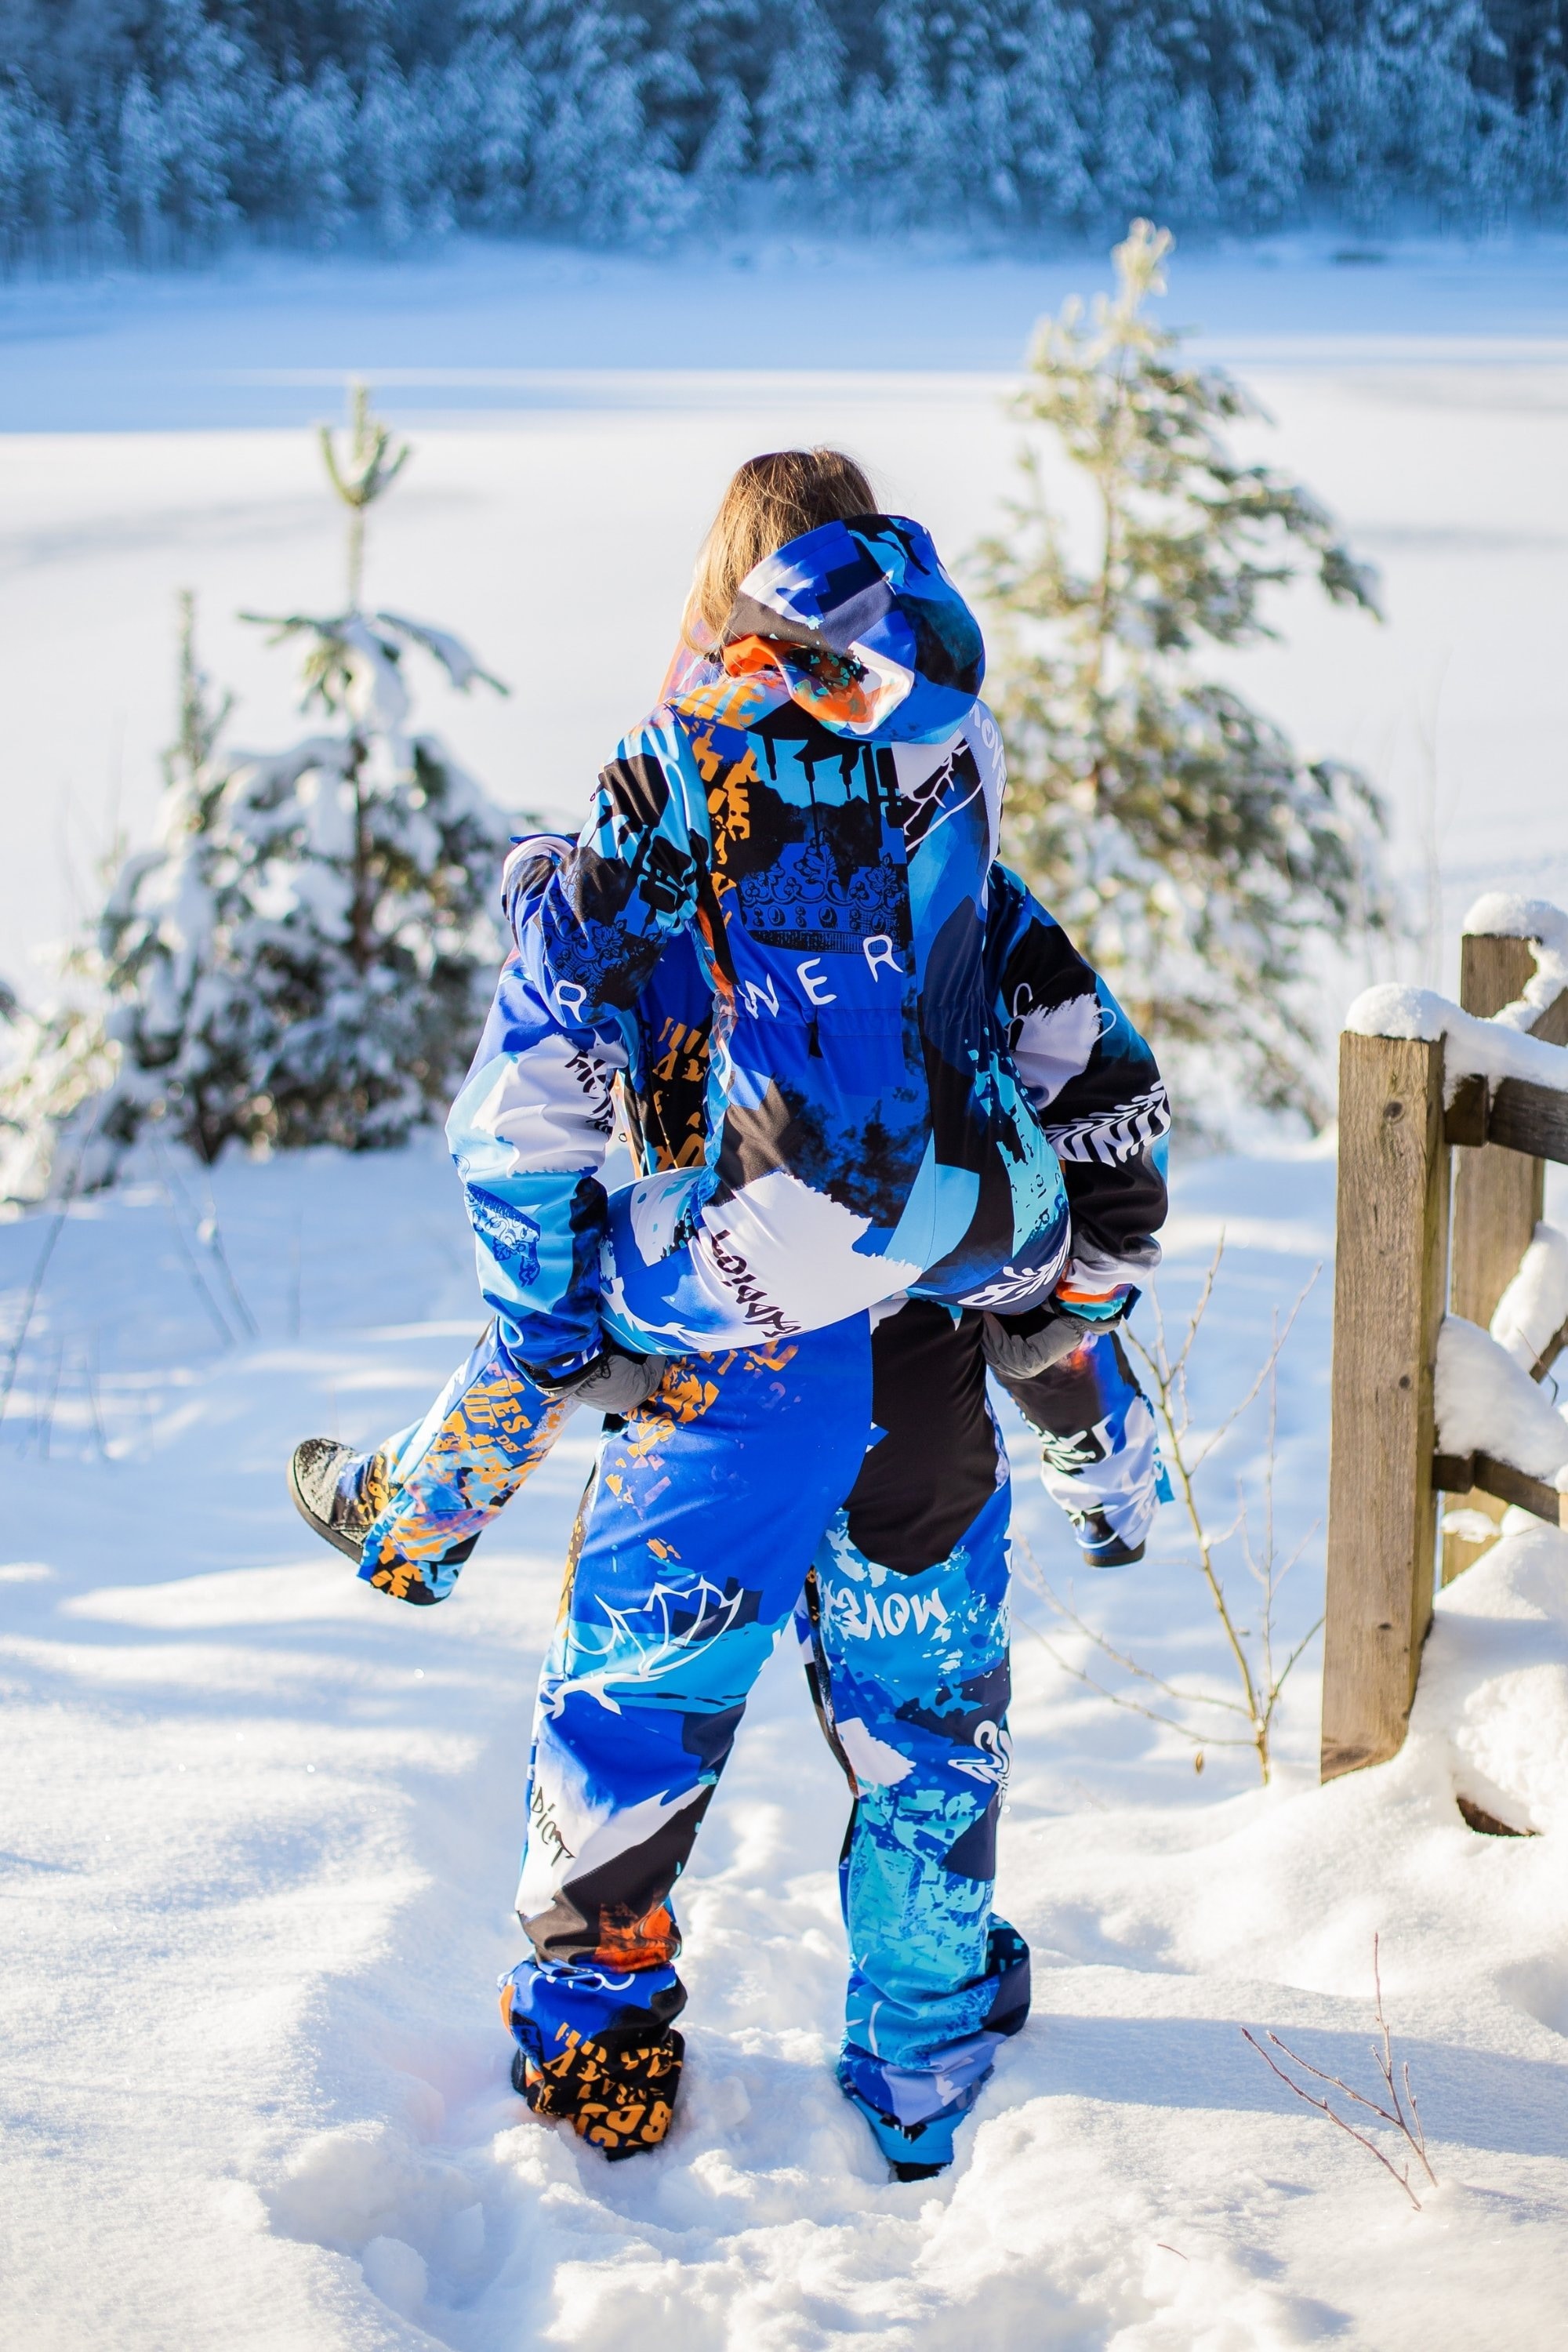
[4,0,1568,260]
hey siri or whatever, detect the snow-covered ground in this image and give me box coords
[5,1131,1568,2350]
[5,236,1568,2347]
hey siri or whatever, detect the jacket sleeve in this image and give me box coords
[444,835,632,1383]
[447,715,717,1382]
[985,863,1170,1311]
[521,712,714,1028]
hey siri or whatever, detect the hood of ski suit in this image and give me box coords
[713,512,986,747]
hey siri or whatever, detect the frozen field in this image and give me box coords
[4,236,1568,2349]
[2,233,1566,1000]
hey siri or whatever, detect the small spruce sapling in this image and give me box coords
[1,385,523,1194]
[977,220,1391,1127]
[212,384,517,1150]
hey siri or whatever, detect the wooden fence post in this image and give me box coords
[1321,1031,1450,1780]
[1444,934,1568,1581]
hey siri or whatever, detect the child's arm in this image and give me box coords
[985,862,1170,1323]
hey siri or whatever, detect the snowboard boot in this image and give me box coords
[288,1438,390,1563]
[509,2024,684,2161]
[890,2159,947,2183]
[1073,1508,1145,1568]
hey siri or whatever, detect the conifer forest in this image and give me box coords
[2,0,1567,261]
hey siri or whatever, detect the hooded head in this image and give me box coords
[675,451,985,748]
[719,513,985,746]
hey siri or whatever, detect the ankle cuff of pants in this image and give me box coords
[515,2022,684,2161]
[358,1526,478,1605]
[839,2072,961,2170]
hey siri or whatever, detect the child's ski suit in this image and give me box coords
[342,516,1170,2167]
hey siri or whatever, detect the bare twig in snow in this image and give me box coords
[287,1215,303,1339]
[1242,1934,1437,2210]
[83,1327,110,1461]
[35,1335,62,1460]
[150,1131,236,1346]
[1018,1610,1258,1754]
[1114,1242,1323,1781]
[1022,1239,1323,1782]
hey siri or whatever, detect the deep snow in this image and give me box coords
[5,1134,1568,2350]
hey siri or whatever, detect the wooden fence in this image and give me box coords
[1320,920,1568,1781]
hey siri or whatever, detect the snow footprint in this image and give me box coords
[261,2121,489,2328]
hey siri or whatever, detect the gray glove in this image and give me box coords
[533,1348,667,1414]
[980,1305,1095,1383]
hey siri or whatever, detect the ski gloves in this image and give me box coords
[531,1345,668,1415]
[980,1294,1131,1383]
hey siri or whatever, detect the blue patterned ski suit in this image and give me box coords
[446,514,1163,1377]
[341,516,1169,2168]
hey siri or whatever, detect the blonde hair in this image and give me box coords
[681,448,877,653]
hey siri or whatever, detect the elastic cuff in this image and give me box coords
[840,2079,960,2171]
[357,1525,477,1604]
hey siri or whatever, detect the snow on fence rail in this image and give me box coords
[1323,897,1568,1780]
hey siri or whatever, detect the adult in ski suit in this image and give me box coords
[291,456,1170,2176]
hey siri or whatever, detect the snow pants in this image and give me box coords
[352,1304,1157,2165]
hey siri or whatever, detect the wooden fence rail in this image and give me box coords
[1321,922,1568,1781]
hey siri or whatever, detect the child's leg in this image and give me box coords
[500,1320,873,2158]
[996,1325,1167,1563]
[801,1475,1028,2175]
[354,1321,574,1603]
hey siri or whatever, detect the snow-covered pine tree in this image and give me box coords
[1218,58,1310,229]
[688,78,752,225]
[755,1,849,206]
[0,389,523,1200]
[440,22,539,230]
[0,963,119,1209]
[185,386,519,1152]
[977,220,1389,1127]
[990,0,1095,227]
[470,0,689,243]
[1094,20,1181,227]
[254,67,355,247]
[1381,0,1516,223]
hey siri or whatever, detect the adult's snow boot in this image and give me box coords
[509,2025,684,2161]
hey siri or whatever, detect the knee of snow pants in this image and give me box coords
[998,1325,1168,1557]
[801,1471,1030,2171]
[355,1319,573,1602]
[500,1318,873,2074]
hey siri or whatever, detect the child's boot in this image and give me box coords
[289,1439,389,1561]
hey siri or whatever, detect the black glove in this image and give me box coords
[531,1347,667,1414]
[980,1302,1098,1383]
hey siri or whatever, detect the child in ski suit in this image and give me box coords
[291,452,1169,2176]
